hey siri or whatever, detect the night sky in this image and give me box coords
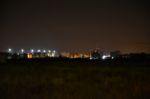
[1,0,150,53]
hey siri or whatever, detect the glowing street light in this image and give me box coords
[43,50,46,53]
[102,55,107,60]
[111,56,114,59]
[51,50,56,57]
[31,49,34,53]
[21,49,24,53]
[37,49,41,53]
[102,55,110,60]
[48,50,51,53]
[8,48,12,53]
[53,50,56,53]
[51,53,55,57]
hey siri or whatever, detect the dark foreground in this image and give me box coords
[0,60,150,99]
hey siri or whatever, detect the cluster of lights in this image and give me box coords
[90,54,114,60]
[7,48,116,60]
[47,50,56,57]
[7,48,58,59]
[8,48,25,53]
[7,48,56,54]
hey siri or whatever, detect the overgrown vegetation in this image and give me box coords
[0,62,150,99]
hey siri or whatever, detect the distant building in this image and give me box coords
[110,51,121,58]
[91,50,102,59]
[27,53,32,59]
[26,50,59,59]
[60,51,91,59]
[60,52,70,58]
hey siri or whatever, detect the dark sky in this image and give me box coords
[1,0,150,53]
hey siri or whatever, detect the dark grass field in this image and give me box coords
[0,60,150,99]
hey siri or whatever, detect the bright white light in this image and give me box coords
[8,48,12,52]
[51,53,55,57]
[111,57,114,59]
[48,50,51,53]
[102,55,110,60]
[37,49,41,53]
[43,50,46,53]
[47,53,51,57]
[51,50,56,57]
[90,57,93,60]
[21,49,24,53]
[31,49,34,53]
[53,50,56,53]
[102,55,107,60]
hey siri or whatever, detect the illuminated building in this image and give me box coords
[91,50,102,59]
[27,53,32,59]
[60,51,91,59]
